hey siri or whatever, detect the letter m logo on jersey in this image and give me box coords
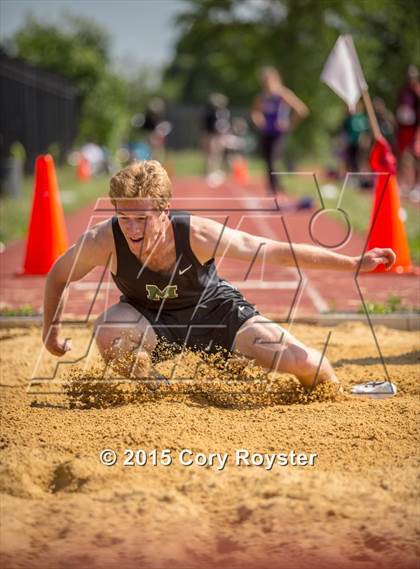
[146,284,179,301]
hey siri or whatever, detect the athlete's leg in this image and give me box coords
[233,315,339,389]
[94,302,158,379]
[261,133,281,193]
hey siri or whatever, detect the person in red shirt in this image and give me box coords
[396,65,420,194]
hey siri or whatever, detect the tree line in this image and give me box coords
[3,0,419,157]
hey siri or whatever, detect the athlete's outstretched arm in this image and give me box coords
[191,217,396,273]
[279,86,310,123]
[42,225,111,356]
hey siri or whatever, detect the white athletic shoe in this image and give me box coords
[351,381,397,399]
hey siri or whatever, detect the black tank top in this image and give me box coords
[111,212,222,311]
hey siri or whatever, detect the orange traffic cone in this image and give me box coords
[232,156,249,185]
[367,172,413,274]
[77,155,91,181]
[21,154,69,275]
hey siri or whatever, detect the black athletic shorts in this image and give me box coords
[120,281,259,358]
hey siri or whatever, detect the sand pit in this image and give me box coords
[0,322,419,569]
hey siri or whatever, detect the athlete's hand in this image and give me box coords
[356,248,396,272]
[42,328,72,357]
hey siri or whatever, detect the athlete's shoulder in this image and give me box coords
[76,218,113,265]
[189,215,231,263]
[84,218,113,245]
[189,214,222,240]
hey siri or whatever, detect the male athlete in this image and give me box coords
[42,161,395,390]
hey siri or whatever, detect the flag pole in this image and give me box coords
[361,90,382,141]
[344,35,382,141]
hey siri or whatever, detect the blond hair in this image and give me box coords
[109,160,171,210]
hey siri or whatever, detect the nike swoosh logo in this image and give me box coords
[179,264,192,275]
[238,306,245,312]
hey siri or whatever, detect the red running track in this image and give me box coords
[1,176,418,320]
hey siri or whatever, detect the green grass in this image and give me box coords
[167,150,204,177]
[357,294,417,314]
[0,165,109,245]
[166,149,265,177]
[0,151,263,245]
[0,304,40,316]
[1,151,419,265]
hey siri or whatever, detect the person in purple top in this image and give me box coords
[252,67,309,195]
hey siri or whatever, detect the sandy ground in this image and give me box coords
[0,321,419,569]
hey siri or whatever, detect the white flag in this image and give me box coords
[321,35,368,112]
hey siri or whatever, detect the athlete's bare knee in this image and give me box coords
[95,327,126,362]
[95,327,151,379]
[94,303,156,363]
[95,323,146,360]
